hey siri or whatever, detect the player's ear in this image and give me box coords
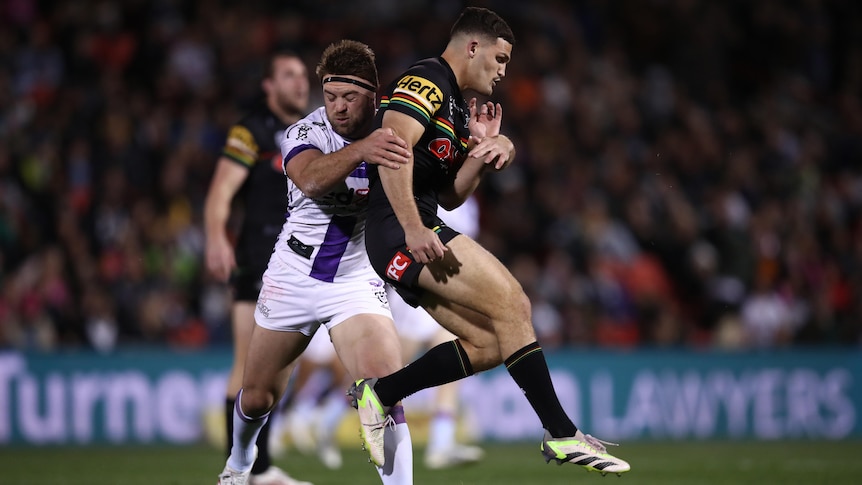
[468,40,479,59]
[261,77,273,95]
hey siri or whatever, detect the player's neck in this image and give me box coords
[268,99,302,126]
[441,50,470,92]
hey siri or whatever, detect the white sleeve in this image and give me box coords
[279,117,332,173]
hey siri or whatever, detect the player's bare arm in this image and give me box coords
[379,110,448,263]
[287,128,410,198]
[440,100,515,209]
[438,156,487,210]
[203,157,248,282]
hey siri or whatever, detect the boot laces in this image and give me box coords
[583,434,619,454]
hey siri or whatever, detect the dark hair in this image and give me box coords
[265,49,303,79]
[450,7,515,45]
[315,40,378,87]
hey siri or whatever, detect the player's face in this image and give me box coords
[471,38,512,96]
[268,56,310,115]
[322,80,376,139]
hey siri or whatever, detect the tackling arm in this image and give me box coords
[287,128,410,199]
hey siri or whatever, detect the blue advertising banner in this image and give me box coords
[458,349,861,442]
[1,348,859,445]
[0,350,230,445]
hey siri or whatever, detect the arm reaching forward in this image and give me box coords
[440,99,515,210]
[287,128,410,198]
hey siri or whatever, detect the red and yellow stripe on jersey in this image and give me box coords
[222,125,260,167]
[380,75,468,151]
[432,115,469,152]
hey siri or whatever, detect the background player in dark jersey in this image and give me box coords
[352,7,631,475]
[204,50,312,485]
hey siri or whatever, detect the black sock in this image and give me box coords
[252,416,272,474]
[224,398,234,458]
[375,340,475,406]
[505,342,577,438]
[226,397,272,474]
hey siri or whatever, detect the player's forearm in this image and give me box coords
[439,157,486,210]
[378,111,426,231]
[203,191,231,241]
[379,161,424,231]
[295,144,364,198]
[205,158,248,241]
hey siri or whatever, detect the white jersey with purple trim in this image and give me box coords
[273,106,372,283]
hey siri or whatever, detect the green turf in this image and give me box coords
[2,441,861,485]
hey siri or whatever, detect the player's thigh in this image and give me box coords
[231,301,256,363]
[329,314,403,379]
[226,301,257,393]
[418,235,528,320]
[243,325,310,396]
[421,293,499,361]
[428,325,456,347]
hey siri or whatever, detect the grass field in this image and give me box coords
[2,441,861,485]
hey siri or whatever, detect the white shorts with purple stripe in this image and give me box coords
[254,257,392,336]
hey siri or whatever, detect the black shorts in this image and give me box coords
[230,264,267,302]
[365,210,460,307]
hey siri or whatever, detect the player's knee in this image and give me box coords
[480,345,503,367]
[515,290,531,320]
[354,350,403,377]
[460,337,502,371]
[499,287,531,324]
[238,388,276,418]
[471,346,503,371]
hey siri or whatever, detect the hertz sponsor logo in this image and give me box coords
[395,76,443,113]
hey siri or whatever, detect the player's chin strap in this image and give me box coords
[323,76,377,93]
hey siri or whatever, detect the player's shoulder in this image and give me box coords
[285,107,327,134]
[284,107,334,147]
[383,57,454,118]
[407,57,448,75]
[231,102,278,137]
[237,102,275,126]
[398,57,450,85]
[294,106,328,127]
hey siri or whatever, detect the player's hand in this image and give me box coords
[361,128,411,169]
[467,98,502,142]
[405,226,447,264]
[205,237,236,282]
[468,134,514,170]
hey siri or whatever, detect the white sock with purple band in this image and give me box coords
[375,405,413,484]
[227,389,270,471]
[428,411,456,454]
[318,389,351,441]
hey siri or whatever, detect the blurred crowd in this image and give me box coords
[1,0,861,352]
